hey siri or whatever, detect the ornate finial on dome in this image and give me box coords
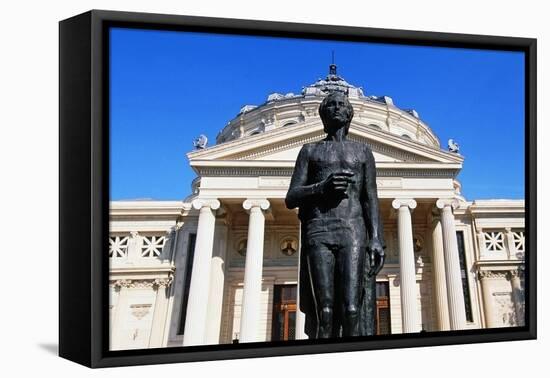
[329,51,337,75]
[302,58,364,98]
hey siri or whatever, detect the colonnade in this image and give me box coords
[182,196,468,345]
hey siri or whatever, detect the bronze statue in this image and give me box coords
[285,91,385,338]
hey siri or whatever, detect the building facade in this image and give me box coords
[109,67,525,350]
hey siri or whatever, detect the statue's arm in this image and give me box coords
[285,145,322,209]
[364,146,384,245]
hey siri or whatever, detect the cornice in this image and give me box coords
[109,201,185,217]
[469,200,525,214]
[194,165,460,178]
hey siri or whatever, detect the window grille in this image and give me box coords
[109,236,129,258]
[484,231,505,252]
[141,235,166,257]
[512,230,525,253]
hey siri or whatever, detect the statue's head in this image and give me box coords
[319,92,354,135]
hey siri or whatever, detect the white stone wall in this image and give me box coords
[108,198,525,349]
[109,201,185,350]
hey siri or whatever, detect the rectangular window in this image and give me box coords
[178,233,197,335]
[456,231,474,322]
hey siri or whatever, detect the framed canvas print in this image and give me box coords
[59,9,536,368]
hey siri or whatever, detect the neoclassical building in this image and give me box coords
[109,66,525,350]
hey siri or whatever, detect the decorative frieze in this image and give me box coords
[153,277,174,289]
[478,270,509,280]
[196,166,459,179]
[110,277,174,289]
[112,279,132,289]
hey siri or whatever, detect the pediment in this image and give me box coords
[188,121,464,166]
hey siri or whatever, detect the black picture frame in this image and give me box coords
[59,9,537,368]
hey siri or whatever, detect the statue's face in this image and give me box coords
[320,93,354,134]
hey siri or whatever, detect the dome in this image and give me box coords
[215,65,440,149]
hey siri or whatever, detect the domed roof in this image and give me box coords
[214,64,439,149]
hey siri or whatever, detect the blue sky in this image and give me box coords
[110,27,525,201]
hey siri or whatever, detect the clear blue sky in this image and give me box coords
[110,27,525,201]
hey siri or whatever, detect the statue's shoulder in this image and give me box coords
[300,141,322,153]
[303,141,323,147]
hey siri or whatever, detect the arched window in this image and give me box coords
[368,124,382,130]
[401,134,412,140]
[283,121,297,127]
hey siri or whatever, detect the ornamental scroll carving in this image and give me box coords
[110,277,173,290]
[478,270,508,280]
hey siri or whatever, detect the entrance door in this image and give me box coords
[271,285,297,341]
[271,283,391,339]
[376,282,391,335]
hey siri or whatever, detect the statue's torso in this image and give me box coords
[303,140,366,221]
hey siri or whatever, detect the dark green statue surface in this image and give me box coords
[285,91,385,338]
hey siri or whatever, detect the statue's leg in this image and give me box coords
[308,243,335,338]
[337,242,365,337]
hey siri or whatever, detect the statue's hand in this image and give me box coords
[367,238,385,277]
[320,171,355,197]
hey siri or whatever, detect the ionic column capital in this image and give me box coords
[436,198,460,211]
[508,267,525,280]
[243,198,270,212]
[392,198,417,210]
[153,277,174,289]
[192,198,221,211]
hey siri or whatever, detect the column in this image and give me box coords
[431,219,450,331]
[295,218,307,339]
[436,199,467,330]
[392,198,420,333]
[479,270,498,328]
[239,199,270,342]
[205,219,229,344]
[110,280,130,350]
[149,278,173,347]
[183,198,220,346]
[509,268,525,326]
